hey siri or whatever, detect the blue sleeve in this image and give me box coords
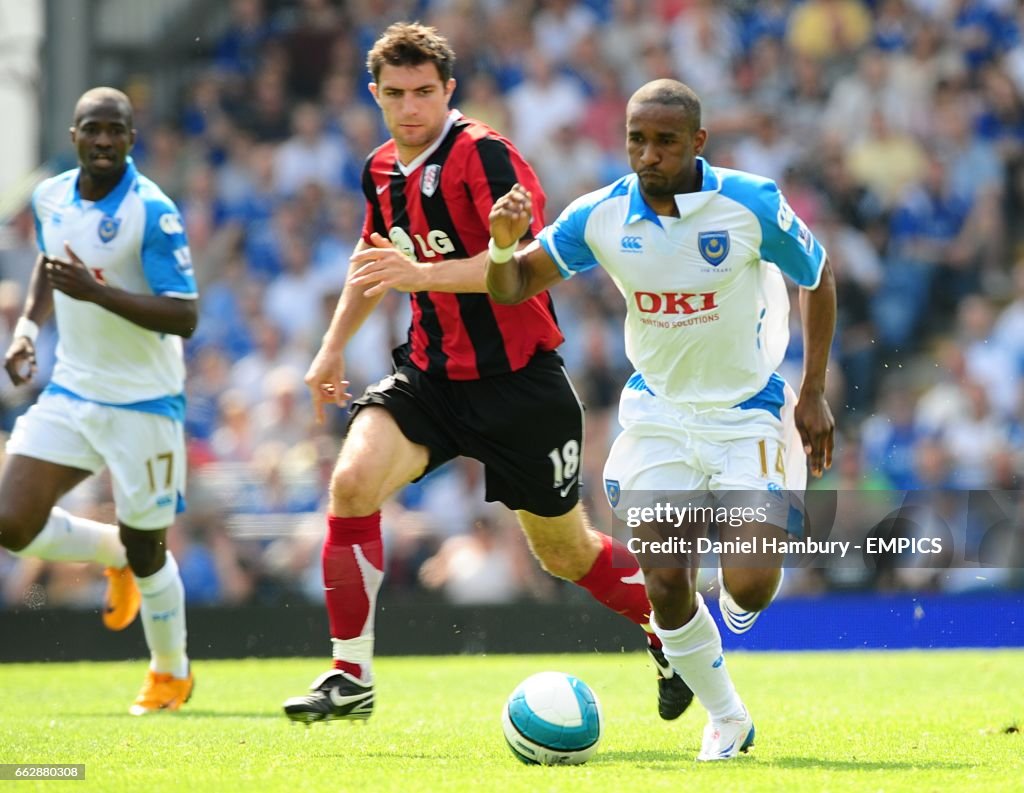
[30,184,44,251]
[721,174,826,288]
[141,197,197,297]
[756,183,826,288]
[537,194,601,279]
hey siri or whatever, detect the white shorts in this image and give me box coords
[6,392,186,529]
[603,378,806,528]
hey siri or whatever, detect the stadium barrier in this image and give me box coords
[1,592,1022,662]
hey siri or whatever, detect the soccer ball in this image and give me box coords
[501,671,602,765]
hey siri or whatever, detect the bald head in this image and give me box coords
[627,79,701,134]
[73,87,133,128]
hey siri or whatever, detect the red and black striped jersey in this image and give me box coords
[360,110,564,380]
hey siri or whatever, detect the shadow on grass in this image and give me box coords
[61,710,283,719]
[596,750,974,772]
[765,756,976,771]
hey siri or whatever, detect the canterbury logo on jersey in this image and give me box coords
[620,235,643,251]
[633,291,718,315]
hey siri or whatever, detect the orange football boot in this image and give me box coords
[102,566,141,631]
[129,669,194,715]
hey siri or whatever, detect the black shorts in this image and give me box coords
[350,347,584,517]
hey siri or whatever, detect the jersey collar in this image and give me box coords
[395,110,461,177]
[624,156,720,228]
[65,157,138,215]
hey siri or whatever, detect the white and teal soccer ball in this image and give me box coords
[501,671,602,765]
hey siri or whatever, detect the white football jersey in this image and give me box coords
[31,159,197,419]
[539,158,826,410]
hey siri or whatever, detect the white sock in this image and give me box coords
[12,507,127,568]
[651,593,745,722]
[136,552,189,678]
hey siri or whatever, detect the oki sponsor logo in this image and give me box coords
[633,291,718,315]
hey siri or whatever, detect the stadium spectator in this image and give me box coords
[668,0,742,108]
[273,102,350,196]
[786,0,873,64]
[213,0,280,81]
[418,513,536,605]
[506,50,587,159]
[531,0,599,66]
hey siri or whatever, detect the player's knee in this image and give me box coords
[725,571,778,612]
[123,535,166,578]
[328,465,384,517]
[644,568,695,611]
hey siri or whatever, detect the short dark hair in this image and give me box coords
[366,22,456,83]
[627,79,702,132]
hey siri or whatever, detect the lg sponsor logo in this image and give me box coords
[633,291,718,315]
[389,226,456,259]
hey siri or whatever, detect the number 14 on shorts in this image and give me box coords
[757,439,785,478]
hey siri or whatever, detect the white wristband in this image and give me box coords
[13,317,39,344]
[488,238,517,264]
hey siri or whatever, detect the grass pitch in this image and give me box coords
[0,651,1021,792]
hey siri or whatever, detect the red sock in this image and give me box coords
[575,532,661,648]
[323,513,384,681]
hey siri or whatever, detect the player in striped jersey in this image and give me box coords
[283,22,691,724]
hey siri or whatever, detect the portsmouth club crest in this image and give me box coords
[98,214,121,243]
[697,230,729,266]
[421,164,441,198]
[605,479,621,508]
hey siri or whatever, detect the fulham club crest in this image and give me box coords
[421,164,441,197]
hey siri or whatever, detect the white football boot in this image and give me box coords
[697,707,755,761]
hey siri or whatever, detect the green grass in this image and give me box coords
[0,651,1021,792]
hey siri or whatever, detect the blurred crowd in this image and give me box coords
[3,0,1024,611]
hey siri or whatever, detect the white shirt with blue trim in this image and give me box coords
[538,157,826,408]
[31,159,196,415]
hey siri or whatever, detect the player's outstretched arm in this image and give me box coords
[795,257,837,478]
[486,184,563,305]
[3,253,53,385]
[305,239,381,422]
[46,244,196,337]
[348,232,494,295]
